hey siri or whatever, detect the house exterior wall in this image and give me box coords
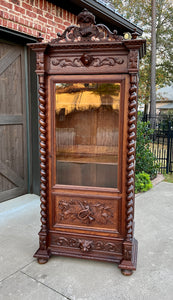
[0,0,77,41]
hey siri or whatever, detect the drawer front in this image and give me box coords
[47,54,127,75]
[49,231,123,261]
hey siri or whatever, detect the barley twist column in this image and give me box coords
[33,48,50,262]
[126,75,137,241]
[38,75,48,250]
[119,73,138,275]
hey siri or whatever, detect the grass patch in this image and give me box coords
[164,173,173,183]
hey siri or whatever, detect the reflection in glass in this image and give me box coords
[55,83,120,188]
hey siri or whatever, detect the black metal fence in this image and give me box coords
[139,114,173,174]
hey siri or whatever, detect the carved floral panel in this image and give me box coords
[53,196,120,230]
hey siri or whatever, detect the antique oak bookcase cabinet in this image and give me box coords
[29,9,146,275]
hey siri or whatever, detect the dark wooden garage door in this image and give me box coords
[0,41,28,202]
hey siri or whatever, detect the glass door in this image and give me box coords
[55,82,120,188]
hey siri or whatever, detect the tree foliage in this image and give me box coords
[135,172,153,193]
[111,0,173,105]
[135,121,159,179]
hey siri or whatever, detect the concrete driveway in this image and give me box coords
[0,181,173,300]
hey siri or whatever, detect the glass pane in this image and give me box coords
[55,83,120,188]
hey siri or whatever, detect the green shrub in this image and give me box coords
[136,121,159,179]
[135,172,153,193]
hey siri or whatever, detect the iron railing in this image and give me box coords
[139,114,173,174]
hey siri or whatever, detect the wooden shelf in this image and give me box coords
[56,144,118,164]
[56,154,118,164]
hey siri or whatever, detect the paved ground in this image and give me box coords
[0,181,173,300]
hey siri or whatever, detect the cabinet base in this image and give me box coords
[33,248,51,263]
[37,258,48,264]
[121,269,133,276]
[118,238,138,276]
[33,238,138,276]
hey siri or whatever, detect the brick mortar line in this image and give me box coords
[0,5,75,23]
[0,15,70,31]
[0,17,38,28]
[0,14,59,26]
[0,18,59,37]
[20,270,72,300]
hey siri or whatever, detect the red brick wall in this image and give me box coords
[0,0,77,41]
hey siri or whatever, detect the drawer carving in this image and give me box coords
[51,235,122,254]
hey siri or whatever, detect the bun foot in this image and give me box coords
[34,248,51,263]
[37,258,48,264]
[121,269,133,276]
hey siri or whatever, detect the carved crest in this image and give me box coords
[50,9,123,43]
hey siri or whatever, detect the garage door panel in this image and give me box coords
[0,41,28,202]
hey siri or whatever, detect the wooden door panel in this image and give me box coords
[53,195,119,232]
[0,41,27,202]
[0,42,12,58]
[0,125,25,186]
[0,54,23,114]
[0,173,15,192]
[0,160,24,190]
[52,194,121,234]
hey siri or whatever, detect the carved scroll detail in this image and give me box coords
[92,57,124,66]
[36,53,44,70]
[53,236,122,253]
[58,199,113,225]
[38,75,48,250]
[123,243,132,260]
[126,75,137,241]
[50,9,123,43]
[51,56,124,68]
[52,58,81,67]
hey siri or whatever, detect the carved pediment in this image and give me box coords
[50,9,123,44]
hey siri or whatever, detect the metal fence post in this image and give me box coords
[166,121,171,174]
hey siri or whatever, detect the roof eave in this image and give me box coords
[51,0,143,36]
[80,0,143,35]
